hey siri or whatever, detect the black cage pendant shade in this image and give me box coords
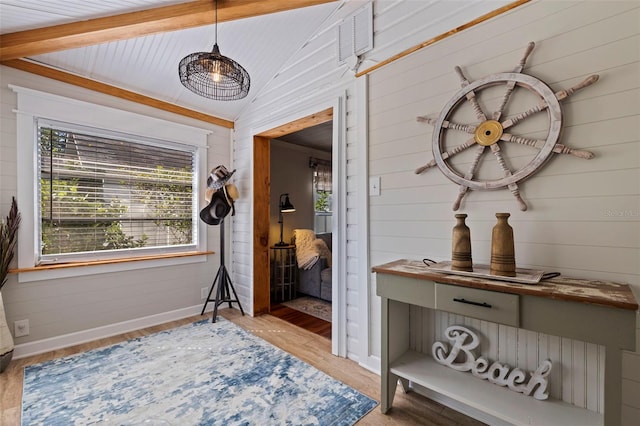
[178,1,250,100]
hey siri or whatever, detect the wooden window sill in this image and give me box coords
[10,251,214,273]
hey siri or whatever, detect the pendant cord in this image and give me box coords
[214,0,218,45]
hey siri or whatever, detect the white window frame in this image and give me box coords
[12,85,211,282]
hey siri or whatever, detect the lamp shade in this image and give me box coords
[179,44,250,101]
[280,194,295,212]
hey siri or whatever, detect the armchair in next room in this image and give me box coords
[292,229,332,302]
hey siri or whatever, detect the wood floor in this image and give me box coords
[269,303,332,339]
[0,308,485,426]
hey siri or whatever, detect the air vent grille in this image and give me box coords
[337,2,373,64]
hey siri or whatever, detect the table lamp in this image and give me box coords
[276,193,295,246]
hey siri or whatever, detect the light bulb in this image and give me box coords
[211,61,222,82]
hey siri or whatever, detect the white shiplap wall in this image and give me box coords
[368,0,639,423]
[230,0,370,361]
[230,0,513,365]
[0,65,231,350]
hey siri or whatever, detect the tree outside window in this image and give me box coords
[310,157,332,233]
[38,123,196,262]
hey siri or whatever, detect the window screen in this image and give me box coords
[37,119,197,263]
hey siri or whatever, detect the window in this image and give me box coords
[310,157,332,233]
[37,120,197,263]
[13,85,210,279]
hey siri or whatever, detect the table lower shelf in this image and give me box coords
[390,350,602,426]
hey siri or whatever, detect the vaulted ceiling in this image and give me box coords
[1,0,520,140]
[0,0,343,127]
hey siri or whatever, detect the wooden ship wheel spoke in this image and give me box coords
[454,65,489,122]
[493,41,535,121]
[414,42,598,211]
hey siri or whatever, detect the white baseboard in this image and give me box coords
[359,354,381,375]
[13,304,213,359]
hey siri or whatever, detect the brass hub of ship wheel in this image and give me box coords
[474,120,503,146]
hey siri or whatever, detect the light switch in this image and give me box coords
[369,176,381,196]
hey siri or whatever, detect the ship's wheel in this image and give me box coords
[415,42,598,211]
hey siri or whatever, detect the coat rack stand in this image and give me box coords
[201,219,244,322]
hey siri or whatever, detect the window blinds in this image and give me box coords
[38,120,196,261]
[310,157,332,192]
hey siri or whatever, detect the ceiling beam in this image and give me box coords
[2,59,234,128]
[0,0,337,61]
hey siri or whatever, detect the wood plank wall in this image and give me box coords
[231,0,512,366]
[368,0,639,422]
[231,1,367,362]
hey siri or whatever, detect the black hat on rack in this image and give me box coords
[200,183,239,225]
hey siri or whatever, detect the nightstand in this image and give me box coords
[270,245,297,302]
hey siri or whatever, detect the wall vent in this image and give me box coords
[337,2,373,64]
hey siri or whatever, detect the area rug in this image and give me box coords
[282,296,332,322]
[21,318,376,425]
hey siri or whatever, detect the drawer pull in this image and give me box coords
[453,298,492,308]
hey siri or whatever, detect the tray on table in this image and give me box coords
[425,261,546,284]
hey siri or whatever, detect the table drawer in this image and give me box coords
[435,283,519,327]
[377,274,435,309]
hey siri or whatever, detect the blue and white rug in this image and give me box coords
[22,318,377,425]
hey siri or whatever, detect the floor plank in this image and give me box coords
[0,309,485,425]
[269,303,332,339]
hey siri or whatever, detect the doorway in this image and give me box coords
[252,108,337,341]
[269,123,333,339]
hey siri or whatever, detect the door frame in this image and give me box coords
[252,95,347,356]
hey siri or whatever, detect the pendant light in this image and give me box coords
[178,0,250,100]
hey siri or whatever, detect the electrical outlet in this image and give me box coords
[201,287,209,300]
[14,319,29,337]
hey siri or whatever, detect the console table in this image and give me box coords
[373,259,638,426]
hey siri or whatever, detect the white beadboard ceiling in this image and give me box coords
[0,0,343,123]
[0,0,513,129]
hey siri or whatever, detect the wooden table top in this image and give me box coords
[373,259,639,311]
